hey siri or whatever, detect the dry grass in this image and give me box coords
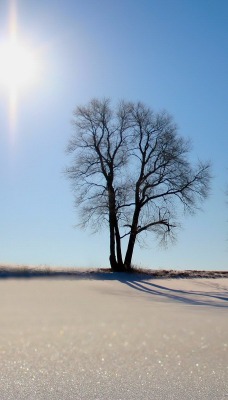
[130,266,228,279]
[0,264,227,279]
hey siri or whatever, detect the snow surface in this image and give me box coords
[0,278,227,399]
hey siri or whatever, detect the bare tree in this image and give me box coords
[65,98,211,272]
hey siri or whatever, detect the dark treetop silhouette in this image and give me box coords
[65,99,211,272]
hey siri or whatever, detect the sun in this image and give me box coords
[1,0,43,143]
[0,0,40,92]
[0,38,39,91]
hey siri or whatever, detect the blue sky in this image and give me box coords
[0,0,227,270]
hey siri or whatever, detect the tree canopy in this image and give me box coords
[65,98,211,271]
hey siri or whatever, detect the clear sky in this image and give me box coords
[0,0,227,270]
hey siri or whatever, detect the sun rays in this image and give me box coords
[0,40,39,90]
[0,0,41,143]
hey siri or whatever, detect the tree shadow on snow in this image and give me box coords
[117,278,228,308]
[0,266,227,308]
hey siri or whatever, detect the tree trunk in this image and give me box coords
[124,208,140,270]
[109,204,120,271]
[107,181,126,272]
[114,221,124,269]
[109,221,118,270]
[124,233,137,270]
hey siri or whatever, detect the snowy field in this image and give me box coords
[0,275,227,399]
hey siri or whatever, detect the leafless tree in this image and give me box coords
[65,98,211,272]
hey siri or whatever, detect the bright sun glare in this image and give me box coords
[0,0,41,93]
[0,39,38,90]
[1,0,42,142]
